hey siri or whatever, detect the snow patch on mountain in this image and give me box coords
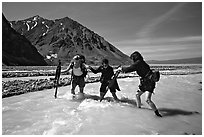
[31,21,38,29]
[26,22,30,31]
[46,54,58,59]
[43,24,49,36]
[33,16,39,21]
[10,23,13,28]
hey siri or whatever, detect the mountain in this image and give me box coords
[2,14,47,66]
[9,15,132,65]
[146,57,202,64]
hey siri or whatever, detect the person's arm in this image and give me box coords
[121,63,137,73]
[89,66,102,74]
[61,62,73,74]
[83,63,90,69]
[110,67,114,78]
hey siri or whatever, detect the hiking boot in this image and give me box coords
[155,110,162,117]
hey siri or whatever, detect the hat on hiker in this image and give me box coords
[130,51,143,62]
[73,55,80,60]
[79,54,86,63]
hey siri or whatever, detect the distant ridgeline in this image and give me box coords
[147,57,202,64]
[6,14,132,66]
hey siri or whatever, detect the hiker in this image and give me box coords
[61,54,88,95]
[87,58,120,102]
[117,51,162,117]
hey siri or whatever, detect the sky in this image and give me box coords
[2,1,202,61]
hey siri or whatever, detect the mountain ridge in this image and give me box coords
[9,15,132,66]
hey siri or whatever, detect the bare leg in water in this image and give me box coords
[136,90,162,117]
[136,90,144,108]
[71,84,77,95]
[79,87,84,94]
[111,90,119,102]
[100,92,106,102]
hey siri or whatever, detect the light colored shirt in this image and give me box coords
[73,67,83,76]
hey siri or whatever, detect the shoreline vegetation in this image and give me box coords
[2,65,202,98]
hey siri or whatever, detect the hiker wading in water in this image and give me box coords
[88,59,119,102]
[61,54,88,95]
[117,51,162,117]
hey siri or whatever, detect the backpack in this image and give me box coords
[80,63,88,77]
[150,70,160,82]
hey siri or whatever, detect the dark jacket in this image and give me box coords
[122,60,151,78]
[90,65,114,83]
[90,65,120,91]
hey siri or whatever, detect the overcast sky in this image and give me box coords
[2,2,202,60]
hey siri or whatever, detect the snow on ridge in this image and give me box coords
[10,22,13,28]
[45,24,49,29]
[31,21,38,29]
[33,16,38,21]
[26,22,30,31]
[42,24,49,36]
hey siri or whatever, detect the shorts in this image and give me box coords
[72,75,85,88]
[139,78,155,93]
[100,81,116,93]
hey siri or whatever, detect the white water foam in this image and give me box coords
[2,74,202,135]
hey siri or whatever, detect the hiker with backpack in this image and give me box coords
[117,51,162,117]
[61,54,88,95]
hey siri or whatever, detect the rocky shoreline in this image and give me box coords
[2,65,202,98]
[2,74,137,98]
[2,71,59,78]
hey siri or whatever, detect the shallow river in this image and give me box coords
[2,74,202,135]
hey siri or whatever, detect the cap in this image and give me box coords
[73,55,80,60]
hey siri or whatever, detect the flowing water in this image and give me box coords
[2,66,202,135]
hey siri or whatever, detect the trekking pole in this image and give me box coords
[54,60,61,99]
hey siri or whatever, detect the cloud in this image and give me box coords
[114,35,202,60]
[114,35,202,46]
[136,3,186,39]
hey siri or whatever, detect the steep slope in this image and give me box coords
[2,14,47,66]
[10,15,132,65]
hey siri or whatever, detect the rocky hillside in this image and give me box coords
[10,15,132,65]
[2,14,47,66]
